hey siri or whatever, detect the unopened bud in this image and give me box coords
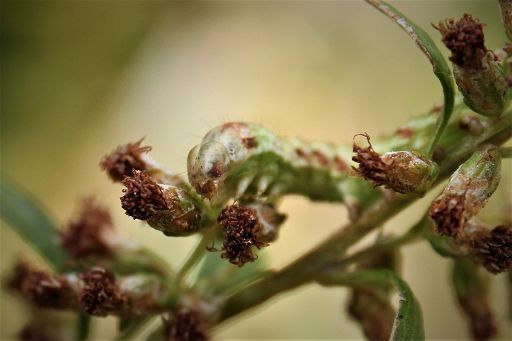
[121,171,201,236]
[429,147,501,238]
[216,203,286,266]
[352,133,438,195]
[452,259,498,340]
[438,14,508,116]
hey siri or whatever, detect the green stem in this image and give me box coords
[75,314,91,341]
[115,317,152,341]
[175,228,216,286]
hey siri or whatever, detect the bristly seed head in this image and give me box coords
[101,139,152,182]
[79,267,127,316]
[217,204,269,267]
[471,225,512,274]
[60,198,114,259]
[352,133,388,187]
[121,171,169,220]
[163,308,209,341]
[429,193,466,238]
[438,14,486,69]
[21,271,75,309]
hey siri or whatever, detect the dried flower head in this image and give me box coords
[60,198,114,259]
[217,204,269,266]
[438,14,486,69]
[21,271,75,309]
[163,308,209,341]
[121,171,200,236]
[101,139,152,182]
[352,133,438,195]
[429,193,467,238]
[471,225,512,274]
[79,267,127,316]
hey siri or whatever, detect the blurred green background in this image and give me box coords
[1,1,510,339]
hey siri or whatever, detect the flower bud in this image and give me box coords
[452,259,498,340]
[121,171,201,236]
[429,147,501,238]
[352,133,438,195]
[438,14,508,116]
[216,203,286,266]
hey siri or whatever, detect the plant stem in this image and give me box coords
[175,228,216,286]
[217,111,512,323]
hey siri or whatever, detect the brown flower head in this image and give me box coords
[217,204,269,267]
[79,267,127,316]
[121,171,169,220]
[352,133,388,187]
[429,193,467,238]
[101,139,152,182]
[60,198,114,259]
[471,225,512,274]
[438,14,486,69]
[163,308,209,341]
[21,271,76,309]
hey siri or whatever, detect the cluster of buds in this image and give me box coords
[438,14,508,116]
[215,203,286,267]
[352,133,438,195]
[7,264,167,318]
[102,140,202,237]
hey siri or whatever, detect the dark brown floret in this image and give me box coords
[60,198,113,259]
[121,171,169,220]
[101,139,152,182]
[352,133,388,187]
[217,204,268,267]
[438,14,487,69]
[21,271,75,309]
[163,308,209,341]
[429,193,466,238]
[79,267,127,316]
[471,225,512,274]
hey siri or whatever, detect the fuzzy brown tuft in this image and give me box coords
[429,194,466,238]
[121,171,169,220]
[471,225,512,274]
[101,139,152,182]
[438,14,486,69]
[60,198,113,259]
[163,308,209,341]
[352,133,388,187]
[79,267,127,316]
[21,271,75,309]
[217,204,268,267]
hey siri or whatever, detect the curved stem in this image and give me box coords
[175,228,216,286]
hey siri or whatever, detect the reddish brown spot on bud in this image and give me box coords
[396,126,415,138]
[79,267,127,316]
[21,271,75,309]
[352,133,388,187]
[163,308,209,341]
[312,150,329,166]
[438,14,487,69]
[242,137,258,149]
[471,225,512,274]
[429,193,466,238]
[100,139,152,182]
[121,171,168,220]
[206,160,224,178]
[217,204,268,267]
[459,115,484,136]
[334,155,348,172]
[295,148,309,160]
[60,198,113,259]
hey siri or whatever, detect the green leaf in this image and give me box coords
[0,177,67,269]
[318,269,424,341]
[365,0,455,158]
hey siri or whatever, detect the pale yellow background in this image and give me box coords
[1,1,510,339]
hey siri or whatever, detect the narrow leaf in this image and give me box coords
[366,0,455,157]
[0,177,67,269]
[318,269,424,341]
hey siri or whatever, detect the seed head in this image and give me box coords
[21,271,76,309]
[101,139,152,182]
[471,225,512,274]
[121,171,169,220]
[163,308,209,341]
[79,267,127,316]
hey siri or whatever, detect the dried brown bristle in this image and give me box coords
[163,308,209,341]
[79,267,127,316]
[217,204,268,267]
[60,198,113,259]
[352,133,388,187]
[471,225,512,274]
[101,139,152,182]
[121,171,168,220]
[429,193,466,238]
[21,271,74,309]
[438,14,486,69]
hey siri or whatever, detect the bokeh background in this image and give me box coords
[1,0,511,339]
